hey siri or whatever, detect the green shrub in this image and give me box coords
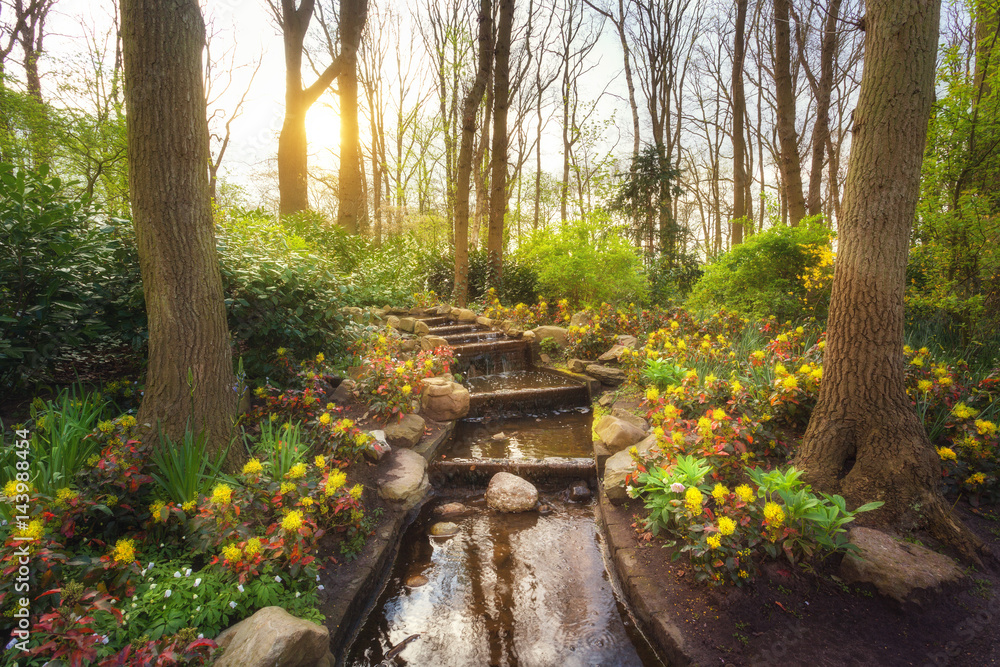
[216,209,348,378]
[424,247,540,305]
[0,164,126,387]
[687,218,834,321]
[516,214,648,307]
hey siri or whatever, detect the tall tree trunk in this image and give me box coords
[454,0,493,306]
[121,0,240,466]
[488,0,514,285]
[337,0,368,232]
[731,0,749,245]
[806,0,842,217]
[473,65,493,249]
[773,0,807,225]
[795,0,983,562]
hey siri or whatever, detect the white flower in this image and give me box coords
[275,576,282,583]
[317,585,324,591]
[669,482,685,493]
[173,571,181,578]
[192,594,198,599]
[237,584,244,593]
[198,634,204,639]
[194,578,202,587]
[316,575,321,581]
[164,589,172,598]
[295,591,300,598]
[150,583,157,589]
[185,568,192,576]
[148,562,155,570]
[229,601,237,608]
[100,635,109,645]
[196,606,201,612]
[626,485,638,499]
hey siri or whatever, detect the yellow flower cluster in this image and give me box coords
[937,447,957,461]
[966,472,987,485]
[952,403,978,420]
[286,463,307,479]
[917,379,933,393]
[684,487,703,513]
[97,420,114,434]
[717,516,736,536]
[350,484,364,500]
[282,510,304,532]
[112,538,136,566]
[245,537,262,558]
[325,469,347,496]
[706,534,722,550]
[975,420,997,436]
[149,500,167,522]
[763,502,786,527]
[222,543,242,563]
[19,519,45,541]
[56,488,77,505]
[711,484,729,503]
[242,458,264,476]
[211,484,233,504]
[319,413,332,426]
[735,484,754,503]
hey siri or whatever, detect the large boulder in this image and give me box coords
[414,320,431,336]
[587,364,627,386]
[477,316,494,327]
[397,317,416,333]
[386,315,401,329]
[603,434,657,502]
[568,358,592,373]
[214,606,333,667]
[420,335,449,352]
[598,341,637,364]
[453,308,478,323]
[594,415,646,451]
[840,527,965,602]
[530,325,569,348]
[570,311,592,328]
[611,407,649,432]
[420,377,470,421]
[485,472,539,513]
[378,449,430,509]
[384,414,426,448]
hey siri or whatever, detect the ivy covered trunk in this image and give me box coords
[121,0,240,467]
[795,0,983,561]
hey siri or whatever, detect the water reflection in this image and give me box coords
[347,501,661,667]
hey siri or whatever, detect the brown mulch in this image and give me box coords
[605,496,1000,666]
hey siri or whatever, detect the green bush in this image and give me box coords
[280,211,426,306]
[0,163,140,387]
[687,219,834,321]
[516,214,648,307]
[424,247,540,305]
[216,209,348,379]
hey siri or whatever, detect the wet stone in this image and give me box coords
[433,502,472,518]
[429,522,459,537]
[406,575,429,588]
[569,481,592,502]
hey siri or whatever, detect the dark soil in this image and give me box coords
[605,496,1000,667]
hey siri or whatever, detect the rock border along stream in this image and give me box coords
[324,304,695,666]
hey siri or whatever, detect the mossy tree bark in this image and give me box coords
[121,0,241,468]
[794,0,985,562]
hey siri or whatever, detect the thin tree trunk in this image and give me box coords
[807,0,842,217]
[731,0,749,244]
[488,0,514,285]
[337,0,368,232]
[121,0,240,466]
[454,0,493,306]
[795,0,983,562]
[773,0,807,225]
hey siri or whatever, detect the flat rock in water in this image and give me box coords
[840,527,966,602]
[406,575,429,588]
[429,521,459,537]
[434,502,472,518]
[492,432,507,441]
[568,481,592,502]
[485,472,538,513]
[214,606,333,667]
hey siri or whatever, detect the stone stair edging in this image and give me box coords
[325,421,456,663]
[594,478,699,667]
